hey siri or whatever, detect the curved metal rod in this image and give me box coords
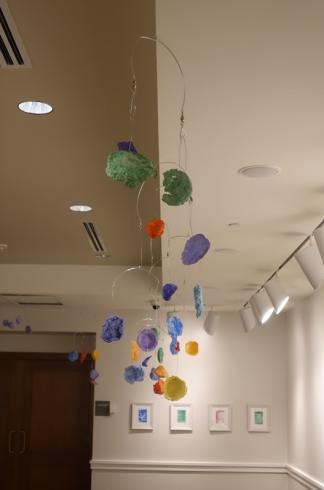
[130,35,186,116]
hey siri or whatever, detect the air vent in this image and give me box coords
[0,0,31,68]
[0,294,63,306]
[83,222,109,258]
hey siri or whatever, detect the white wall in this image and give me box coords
[92,309,288,490]
[287,287,324,486]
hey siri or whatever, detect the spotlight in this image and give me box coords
[239,305,257,332]
[314,226,324,264]
[250,289,274,325]
[203,311,220,335]
[264,275,289,314]
[295,244,324,290]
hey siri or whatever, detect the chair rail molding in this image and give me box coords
[90,459,285,474]
[287,465,324,490]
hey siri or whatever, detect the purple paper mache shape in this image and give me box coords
[162,283,178,301]
[101,315,124,343]
[124,364,145,384]
[136,328,158,352]
[167,315,183,340]
[170,339,178,355]
[90,369,99,381]
[149,367,159,381]
[16,315,23,325]
[68,351,79,362]
[2,319,10,327]
[181,233,210,265]
[117,141,138,153]
[142,355,152,367]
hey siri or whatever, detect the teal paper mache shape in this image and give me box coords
[106,150,156,188]
[162,169,192,206]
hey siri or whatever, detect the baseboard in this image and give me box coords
[90,459,285,474]
[287,465,324,490]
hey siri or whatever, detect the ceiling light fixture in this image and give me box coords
[203,311,220,335]
[264,275,289,314]
[18,101,53,115]
[0,243,8,251]
[70,204,92,212]
[238,165,281,178]
[250,289,274,324]
[239,305,258,332]
[295,243,324,290]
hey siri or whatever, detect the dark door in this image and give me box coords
[0,354,93,490]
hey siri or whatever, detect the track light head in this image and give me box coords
[250,289,274,325]
[239,305,257,332]
[203,311,220,335]
[295,244,324,290]
[264,275,289,314]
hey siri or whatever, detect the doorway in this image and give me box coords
[0,353,93,490]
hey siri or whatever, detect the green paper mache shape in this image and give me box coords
[106,150,156,188]
[162,169,193,206]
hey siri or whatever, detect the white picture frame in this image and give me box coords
[170,404,192,431]
[248,405,270,432]
[131,403,153,431]
[209,404,232,432]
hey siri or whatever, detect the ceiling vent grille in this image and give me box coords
[83,222,109,258]
[0,0,31,68]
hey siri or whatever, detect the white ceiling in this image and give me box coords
[2,0,324,315]
[156,0,324,310]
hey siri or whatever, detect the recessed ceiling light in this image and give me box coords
[70,204,92,212]
[18,101,53,115]
[213,247,240,254]
[238,165,281,178]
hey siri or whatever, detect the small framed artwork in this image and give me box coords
[131,403,153,430]
[248,406,270,432]
[170,404,192,431]
[209,405,232,432]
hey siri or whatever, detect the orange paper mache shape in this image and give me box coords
[131,340,140,362]
[185,341,199,356]
[91,350,99,361]
[146,219,165,239]
[153,379,165,395]
[155,364,169,378]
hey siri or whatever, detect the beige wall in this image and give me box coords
[287,287,324,485]
[0,331,95,352]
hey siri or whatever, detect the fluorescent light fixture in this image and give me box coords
[264,275,289,314]
[70,204,92,212]
[18,101,53,114]
[203,311,220,335]
[314,226,324,264]
[295,244,324,290]
[239,305,257,333]
[250,289,274,325]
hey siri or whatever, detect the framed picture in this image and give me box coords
[248,406,270,432]
[131,403,153,430]
[209,405,232,432]
[170,404,192,431]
